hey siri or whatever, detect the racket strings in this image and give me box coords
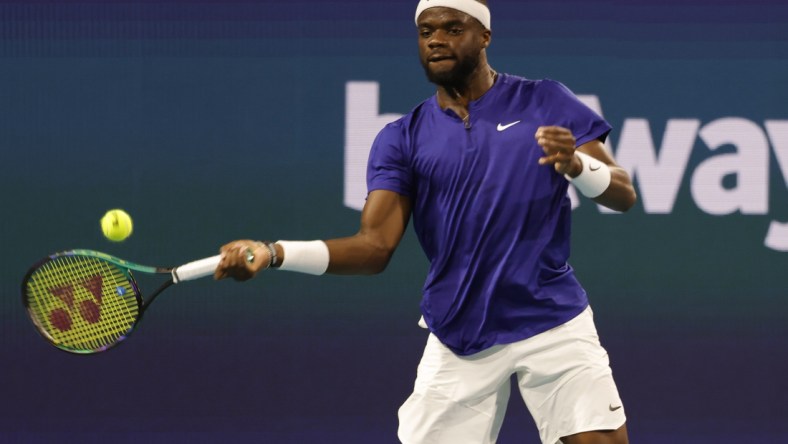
[72,256,139,346]
[25,255,140,352]
[36,256,136,350]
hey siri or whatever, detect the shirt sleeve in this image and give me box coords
[366,121,413,197]
[537,79,612,147]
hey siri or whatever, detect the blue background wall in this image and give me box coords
[1,1,787,442]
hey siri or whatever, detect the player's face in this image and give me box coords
[417,8,489,87]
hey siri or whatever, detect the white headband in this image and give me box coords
[415,0,491,31]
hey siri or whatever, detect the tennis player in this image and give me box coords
[215,1,636,442]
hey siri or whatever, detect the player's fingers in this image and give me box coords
[538,150,575,166]
[220,241,241,253]
[538,142,575,157]
[553,160,572,175]
[226,245,250,272]
[535,128,576,148]
[233,272,253,282]
[539,154,560,165]
[219,245,243,269]
[214,252,231,280]
[537,135,576,148]
[227,262,253,281]
[536,132,576,148]
[535,125,574,138]
[220,239,254,253]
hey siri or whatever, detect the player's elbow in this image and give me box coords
[622,188,637,212]
[610,187,637,213]
[356,233,399,275]
[364,244,396,275]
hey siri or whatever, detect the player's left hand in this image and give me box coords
[214,240,270,281]
[535,126,582,177]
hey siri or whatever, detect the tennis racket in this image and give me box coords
[22,249,221,354]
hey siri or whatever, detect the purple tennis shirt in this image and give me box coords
[366,74,612,355]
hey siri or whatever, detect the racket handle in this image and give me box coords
[172,255,222,283]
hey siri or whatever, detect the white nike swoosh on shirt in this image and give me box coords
[497,121,521,131]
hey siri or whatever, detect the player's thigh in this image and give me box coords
[515,307,626,444]
[397,333,513,444]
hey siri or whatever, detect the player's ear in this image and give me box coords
[481,29,491,48]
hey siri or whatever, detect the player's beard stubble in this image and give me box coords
[421,50,482,91]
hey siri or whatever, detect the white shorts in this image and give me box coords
[397,306,625,444]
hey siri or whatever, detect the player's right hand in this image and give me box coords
[214,240,271,281]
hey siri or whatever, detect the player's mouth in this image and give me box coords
[428,54,455,63]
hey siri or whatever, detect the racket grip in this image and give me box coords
[172,255,222,283]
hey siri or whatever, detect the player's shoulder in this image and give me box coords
[379,96,433,135]
[533,77,577,98]
[496,73,565,99]
[500,75,579,106]
[500,73,568,90]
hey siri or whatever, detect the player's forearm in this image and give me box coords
[269,234,396,277]
[253,190,409,278]
[592,166,637,212]
[323,234,396,275]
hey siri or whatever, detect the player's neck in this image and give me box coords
[436,64,497,112]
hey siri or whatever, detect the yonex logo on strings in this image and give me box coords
[47,275,104,332]
[343,81,788,252]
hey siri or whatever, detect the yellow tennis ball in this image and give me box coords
[101,209,133,242]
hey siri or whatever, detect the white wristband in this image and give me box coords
[565,151,612,198]
[276,240,329,275]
